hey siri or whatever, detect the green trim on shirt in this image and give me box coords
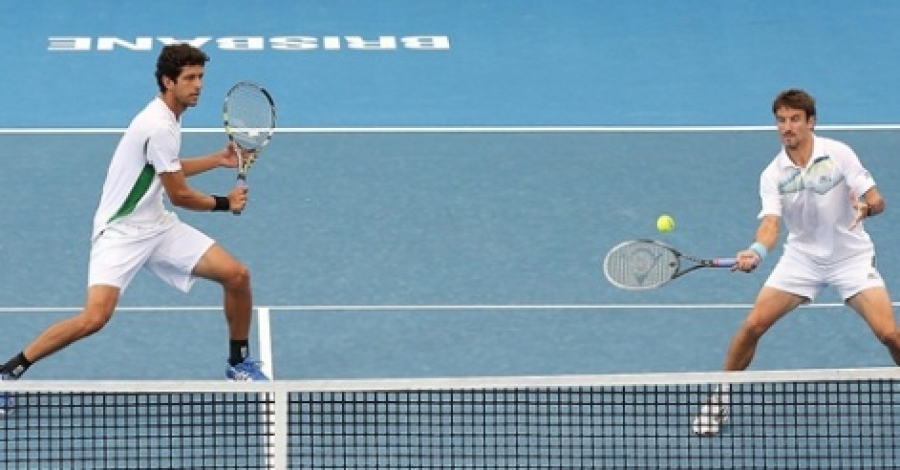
[107,163,155,223]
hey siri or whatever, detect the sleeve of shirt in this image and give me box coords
[837,143,876,196]
[146,123,182,174]
[757,166,781,219]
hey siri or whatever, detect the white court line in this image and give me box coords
[0,302,879,313]
[1,124,900,134]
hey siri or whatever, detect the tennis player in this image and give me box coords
[693,88,900,435]
[0,43,268,411]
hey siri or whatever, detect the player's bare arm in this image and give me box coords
[735,215,780,273]
[158,170,247,212]
[180,143,239,177]
[850,188,885,230]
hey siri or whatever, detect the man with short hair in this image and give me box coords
[693,88,900,435]
[0,43,269,414]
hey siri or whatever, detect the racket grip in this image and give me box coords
[713,258,737,267]
[232,175,246,216]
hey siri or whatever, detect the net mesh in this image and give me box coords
[0,390,273,469]
[1,369,898,469]
[291,378,899,468]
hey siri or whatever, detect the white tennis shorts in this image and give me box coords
[88,217,215,293]
[765,248,884,302]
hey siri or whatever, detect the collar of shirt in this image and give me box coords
[776,134,824,170]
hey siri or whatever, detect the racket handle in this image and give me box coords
[232,175,246,216]
[712,258,737,267]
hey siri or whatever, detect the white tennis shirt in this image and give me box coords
[758,135,876,263]
[92,97,184,239]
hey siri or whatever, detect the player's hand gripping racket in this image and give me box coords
[223,81,276,215]
[603,239,736,290]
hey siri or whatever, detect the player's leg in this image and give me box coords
[192,244,267,380]
[0,225,150,381]
[191,243,252,350]
[833,253,900,365]
[837,254,900,365]
[21,286,120,366]
[693,254,814,436]
[0,226,149,415]
[847,286,900,365]
[724,250,821,372]
[145,222,266,380]
[692,286,805,435]
[0,286,121,415]
[723,286,807,371]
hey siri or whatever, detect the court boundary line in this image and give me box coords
[2,124,900,134]
[0,302,881,313]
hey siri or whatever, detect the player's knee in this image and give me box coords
[878,329,900,350]
[76,312,111,337]
[222,262,251,291]
[739,318,768,341]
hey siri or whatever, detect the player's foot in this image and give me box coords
[0,373,17,416]
[226,358,270,381]
[692,403,729,436]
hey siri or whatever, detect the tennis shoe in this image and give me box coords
[692,403,729,436]
[226,358,270,381]
[0,373,16,416]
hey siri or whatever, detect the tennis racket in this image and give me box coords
[603,239,736,290]
[223,81,276,215]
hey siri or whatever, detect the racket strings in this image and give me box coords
[224,86,275,150]
[604,242,678,289]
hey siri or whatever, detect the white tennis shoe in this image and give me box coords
[692,402,729,436]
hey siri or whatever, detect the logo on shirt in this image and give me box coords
[778,155,844,195]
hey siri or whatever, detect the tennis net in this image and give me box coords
[1,367,897,468]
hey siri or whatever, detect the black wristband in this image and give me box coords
[212,195,230,212]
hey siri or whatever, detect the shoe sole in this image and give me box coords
[692,414,729,436]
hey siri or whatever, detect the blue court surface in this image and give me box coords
[3,1,900,380]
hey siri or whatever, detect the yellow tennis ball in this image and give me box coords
[657,214,675,233]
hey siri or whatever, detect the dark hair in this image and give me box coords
[154,44,210,92]
[772,88,816,118]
